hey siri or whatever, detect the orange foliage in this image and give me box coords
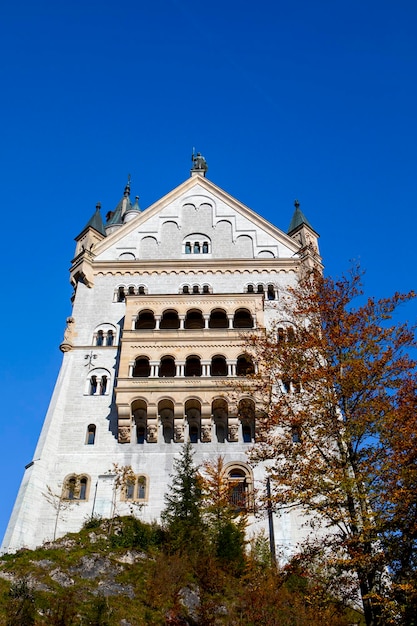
[244,265,416,625]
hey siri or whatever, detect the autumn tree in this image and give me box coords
[377,373,417,624]
[200,456,247,573]
[245,265,416,626]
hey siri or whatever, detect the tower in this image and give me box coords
[2,155,322,554]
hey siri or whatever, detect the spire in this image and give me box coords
[105,176,133,228]
[124,174,131,197]
[82,202,106,236]
[132,195,140,211]
[190,150,208,177]
[288,199,313,234]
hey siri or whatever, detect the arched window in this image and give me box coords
[267,284,276,300]
[247,284,254,293]
[212,398,228,443]
[132,400,148,442]
[186,399,201,443]
[126,480,135,500]
[137,477,146,499]
[63,475,89,501]
[239,398,255,443]
[185,309,204,329]
[185,355,202,377]
[236,355,255,376]
[159,356,176,377]
[90,375,98,395]
[225,465,253,511]
[233,309,254,329]
[93,324,117,347]
[182,285,190,294]
[192,285,200,294]
[257,284,264,294]
[202,284,210,294]
[67,477,76,500]
[287,327,295,343]
[291,425,302,444]
[132,357,151,377]
[160,310,180,329]
[159,399,174,443]
[86,424,96,445]
[117,286,125,302]
[79,478,87,500]
[183,234,211,255]
[123,475,148,501]
[138,285,146,295]
[86,368,111,396]
[211,355,227,377]
[209,309,228,329]
[229,470,248,509]
[128,286,135,295]
[135,310,156,330]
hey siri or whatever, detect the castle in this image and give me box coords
[2,154,321,555]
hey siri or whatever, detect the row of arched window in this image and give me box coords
[116,285,147,301]
[91,320,297,348]
[114,284,278,302]
[134,308,254,330]
[184,239,210,254]
[277,326,296,342]
[62,473,148,502]
[247,283,277,300]
[126,397,257,445]
[63,465,252,509]
[96,330,114,346]
[131,354,254,378]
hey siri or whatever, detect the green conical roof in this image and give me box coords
[82,203,106,236]
[105,179,132,225]
[288,200,313,233]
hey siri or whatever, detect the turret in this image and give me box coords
[70,202,106,288]
[288,200,322,272]
[105,177,133,234]
[124,194,141,223]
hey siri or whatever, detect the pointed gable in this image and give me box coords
[94,176,301,262]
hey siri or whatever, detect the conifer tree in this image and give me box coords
[161,441,205,551]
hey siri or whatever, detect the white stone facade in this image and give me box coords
[2,169,321,557]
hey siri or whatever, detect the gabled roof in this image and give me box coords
[93,174,302,258]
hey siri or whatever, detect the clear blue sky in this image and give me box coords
[1,0,416,544]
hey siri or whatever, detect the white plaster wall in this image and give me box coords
[2,178,311,555]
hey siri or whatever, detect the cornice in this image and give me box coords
[94,258,300,278]
[124,294,264,306]
[126,341,246,351]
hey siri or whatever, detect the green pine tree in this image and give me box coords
[161,442,206,552]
